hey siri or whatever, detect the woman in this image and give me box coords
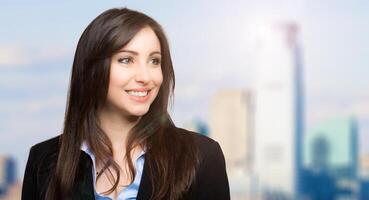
[22,7,230,200]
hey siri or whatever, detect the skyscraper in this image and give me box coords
[0,156,16,196]
[304,116,358,179]
[360,154,369,179]
[303,116,359,199]
[253,22,304,198]
[209,89,254,172]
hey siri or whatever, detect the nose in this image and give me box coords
[134,63,150,83]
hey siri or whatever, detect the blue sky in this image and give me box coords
[1,0,369,178]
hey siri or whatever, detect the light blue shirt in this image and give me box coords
[81,142,146,200]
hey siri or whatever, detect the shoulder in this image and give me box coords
[31,135,61,150]
[29,135,61,157]
[26,135,61,170]
[173,126,223,157]
[173,127,230,199]
[172,126,227,174]
[22,136,61,199]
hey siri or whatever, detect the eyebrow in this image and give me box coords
[118,49,161,56]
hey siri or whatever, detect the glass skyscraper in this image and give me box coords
[253,22,304,199]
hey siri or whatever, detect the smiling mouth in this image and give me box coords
[125,90,151,97]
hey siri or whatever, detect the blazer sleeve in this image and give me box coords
[22,146,39,200]
[196,141,230,200]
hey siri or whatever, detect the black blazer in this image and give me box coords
[21,127,230,200]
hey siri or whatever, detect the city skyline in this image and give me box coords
[1,0,368,188]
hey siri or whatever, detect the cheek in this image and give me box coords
[109,69,131,87]
[154,69,163,86]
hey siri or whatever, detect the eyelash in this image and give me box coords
[118,57,133,64]
[150,58,161,65]
[117,57,161,65]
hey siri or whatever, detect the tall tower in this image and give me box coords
[253,22,304,198]
[0,156,16,196]
[209,89,254,172]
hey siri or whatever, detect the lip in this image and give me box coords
[125,90,151,103]
[125,88,151,92]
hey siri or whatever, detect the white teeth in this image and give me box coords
[127,90,148,97]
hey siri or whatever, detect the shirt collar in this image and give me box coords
[80,141,146,159]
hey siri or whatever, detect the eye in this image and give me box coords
[118,57,133,64]
[150,58,161,65]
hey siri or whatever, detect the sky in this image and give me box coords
[1,0,369,179]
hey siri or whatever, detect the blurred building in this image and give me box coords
[228,168,256,200]
[209,90,254,172]
[359,155,369,200]
[253,22,304,199]
[0,156,16,196]
[303,116,359,199]
[304,117,358,179]
[209,89,255,200]
[183,118,209,136]
[0,181,21,200]
[359,154,369,179]
[360,180,369,200]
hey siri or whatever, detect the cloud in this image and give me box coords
[0,95,66,141]
[351,101,369,118]
[0,44,30,66]
[0,44,72,68]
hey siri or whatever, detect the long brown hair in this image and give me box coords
[45,8,199,199]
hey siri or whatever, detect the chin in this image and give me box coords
[128,108,150,117]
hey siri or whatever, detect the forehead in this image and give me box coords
[121,26,161,53]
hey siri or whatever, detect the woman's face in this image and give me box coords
[104,26,163,117]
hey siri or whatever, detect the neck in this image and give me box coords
[97,106,141,153]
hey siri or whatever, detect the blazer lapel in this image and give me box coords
[136,157,152,200]
[73,151,153,200]
[70,152,95,200]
